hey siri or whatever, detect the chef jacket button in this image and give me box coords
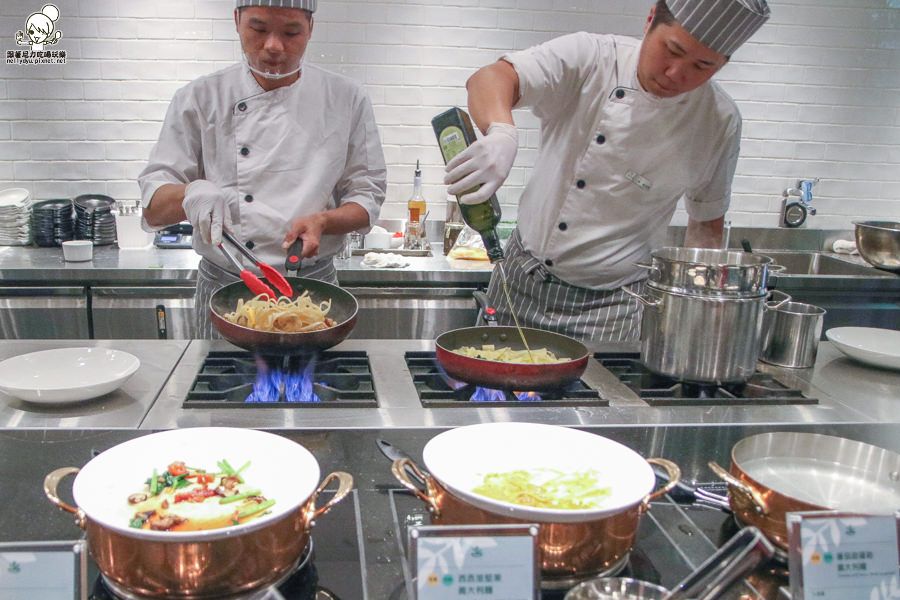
[558,222,567,231]
[244,194,253,203]
[596,134,606,144]
[246,240,255,250]
[237,102,247,111]
[576,179,586,189]
[616,89,625,99]
[544,259,553,267]
[240,147,249,156]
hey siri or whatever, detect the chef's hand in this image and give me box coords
[444,122,518,205]
[182,180,231,246]
[283,212,327,259]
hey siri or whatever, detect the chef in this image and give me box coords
[444,0,769,341]
[139,0,386,337]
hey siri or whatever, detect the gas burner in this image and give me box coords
[595,353,817,406]
[183,351,377,408]
[405,352,607,407]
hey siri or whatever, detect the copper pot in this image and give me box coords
[709,431,900,550]
[43,428,353,599]
[391,423,681,587]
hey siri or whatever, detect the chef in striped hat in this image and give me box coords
[139,0,386,337]
[444,0,770,342]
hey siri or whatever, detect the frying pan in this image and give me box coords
[708,431,900,550]
[435,325,589,390]
[209,276,357,352]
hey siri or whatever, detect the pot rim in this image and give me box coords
[422,423,656,523]
[650,246,774,268]
[70,427,321,541]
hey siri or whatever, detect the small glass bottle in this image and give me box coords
[405,161,427,250]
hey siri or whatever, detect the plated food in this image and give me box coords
[472,468,611,510]
[223,291,335,333]
[127,459,273,532]
[452,344,568,364]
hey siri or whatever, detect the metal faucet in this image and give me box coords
[780,178,819,228]
[782,178,819,215]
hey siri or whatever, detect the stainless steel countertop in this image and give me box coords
[0,340,189,428]
[0,245,492,285]
[135,338,900,430]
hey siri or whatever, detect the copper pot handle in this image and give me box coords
[43,467,87,529]
[708,461,769,515]
[641,458,681,511]
[391,458,441,517]
[303,471,354,529]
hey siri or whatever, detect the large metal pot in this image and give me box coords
[645,248,775,297]
[44,428,353,599]
[709,432,900,550]
[391,423,680,588]
[628,284,791,384]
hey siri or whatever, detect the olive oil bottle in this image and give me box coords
[431,107,504,264]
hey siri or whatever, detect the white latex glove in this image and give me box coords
[443,122,517,205]
[182,180,231,245]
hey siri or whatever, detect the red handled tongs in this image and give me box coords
[222,230,293,297]
[218,242,277,300]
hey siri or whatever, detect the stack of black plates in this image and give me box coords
[31,199,74,247]
[74,194,117,245]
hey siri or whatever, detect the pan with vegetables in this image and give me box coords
[44,427,353,599]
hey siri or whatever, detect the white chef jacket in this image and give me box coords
[138,63,386,273]
[505,32,741,289]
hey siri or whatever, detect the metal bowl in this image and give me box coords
[854,221,900,272]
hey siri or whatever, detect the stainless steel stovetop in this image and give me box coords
[139,339,881,430]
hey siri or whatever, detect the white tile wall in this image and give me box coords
[1,0,898,230]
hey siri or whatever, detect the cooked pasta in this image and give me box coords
[472,468,611,510]
[452,344,568,364]
[223,292,335,333]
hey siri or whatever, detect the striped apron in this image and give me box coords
[195,257,338,339]
[485,229,645,342]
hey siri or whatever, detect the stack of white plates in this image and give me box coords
[0,188,32,245]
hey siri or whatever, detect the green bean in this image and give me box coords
[237,499,275,519]
[150,468,159,495]
[218,489,262,504]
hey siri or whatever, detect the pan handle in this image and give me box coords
[43,467,87,530]
[303,471,354,529]
[708,461,770,515]
[622,286,662,308]
[392,458,441,517]
[641,458,681,512]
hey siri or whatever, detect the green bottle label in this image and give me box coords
[438,125,468,163]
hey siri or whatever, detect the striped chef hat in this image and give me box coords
[235,0,317,12]
[666,0,770,56]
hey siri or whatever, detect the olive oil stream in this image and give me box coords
[496,261,534,362]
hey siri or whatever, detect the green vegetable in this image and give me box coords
[237,499,275,520]
[149,468,158,495]
[129,517,147,529]
[219,489,262,504]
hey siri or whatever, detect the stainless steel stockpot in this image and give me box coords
[628,284,790,384]
[645,248,775,297]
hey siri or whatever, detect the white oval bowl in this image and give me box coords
[423,422,654,523]
[72,427,321,541]
[0,347,140,403]
[826,327,900,370]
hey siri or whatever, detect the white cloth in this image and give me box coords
[138,63,386,275]
[504,32,741,290]
[832,239,858,255]
[361,252,410,268]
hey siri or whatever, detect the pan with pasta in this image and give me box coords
[435,325,589,390]
[209,276,358,352]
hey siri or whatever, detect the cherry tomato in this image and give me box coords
[167,461,188,476]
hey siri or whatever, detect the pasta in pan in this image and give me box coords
[452,344,568,364]
[223,292,335,333]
